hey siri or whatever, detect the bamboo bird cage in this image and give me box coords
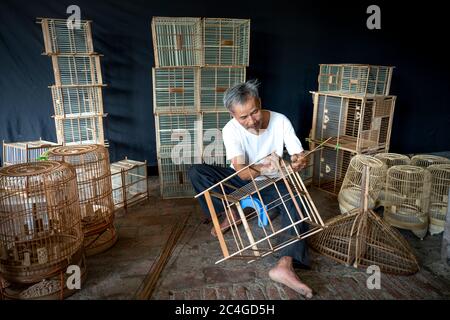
[2,139,61,166]
[428,164,450,235]
[309,165,419,275]
[195,154,325,264]
[338,155,386,214]
[47,145,116,256]
[384,165,431,239]
[374,153,411,208]
[411,154,450,168]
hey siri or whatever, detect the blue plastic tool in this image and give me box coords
[240,196,268,227]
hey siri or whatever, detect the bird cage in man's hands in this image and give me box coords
[0,161,85,298]
[428,164,450,235]
[384,165,431,239]
[338,155,386,214]
[48,145,116,256]
[411,154,450,168]
[374,153,411,208]
[195,153,325,264]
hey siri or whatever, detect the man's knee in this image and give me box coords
[188,164,207,182]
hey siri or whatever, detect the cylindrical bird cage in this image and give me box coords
[411,154,450,168]
[0,162,83,286]
[428,164,450,235]
[338,155,386,214]
[384,165,431,239]
[374,153,411,208]
[48,145,116,256]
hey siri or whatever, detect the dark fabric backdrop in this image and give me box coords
[1,0,449,166]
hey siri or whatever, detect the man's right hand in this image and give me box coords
[259,153,280,177]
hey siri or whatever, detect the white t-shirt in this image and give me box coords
[222,110,304,170]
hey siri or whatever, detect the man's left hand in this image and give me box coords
[291,152,308,172]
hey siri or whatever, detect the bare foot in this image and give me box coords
[211,209,241,237]
[269,256,313,299]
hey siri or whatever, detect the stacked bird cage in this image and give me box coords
[38,18,107,146]
[428,164,450,235]
[411,154,450,168]
[384,165,431,239]
[48,145,116,256]
[151,17,250,198]
[374,153,411,207]
[310,64,396,195]
[0,161,85,299]
[2,139,61,166]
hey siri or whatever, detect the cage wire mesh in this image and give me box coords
[202,112,231,167]
[2,140,61,166]
[318,64,394,96]
[54,116,105,145]
[51,86,103,117]
[427,164,450,235]
[374,153,411,208]
[411,154,450,168]
[384,165,431,239]
[338,155,386,214]
[47,145,116,256]
[51,55,103,86]
[0,162,84,286]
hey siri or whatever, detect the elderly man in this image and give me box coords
[188,80,313,298]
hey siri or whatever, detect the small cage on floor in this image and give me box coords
[38,18,95,55]
[374,153,411,207]
[428,164,450,235]
[0,161,83,284]
[318,64,394,96]
[54,115,105,145]
[195,154,325,264]
[411,154,450,168]
[2,139,61,166]
[203,18,250,66]
[48,145,116,256]
[151,17,203,67]
[311,92,396,153]
[110,158,149,211]
[384,165,431,239]
[338,155,386,214]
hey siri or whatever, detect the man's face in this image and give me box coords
[230,96,263,133]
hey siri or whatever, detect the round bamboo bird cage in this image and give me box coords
[0,162,84,285]
[338,155,386,214]
[48,145,116,256]
[428,164,450,235]
[374,153,411,208]
[384,165,431,239]
[411,154,450,168]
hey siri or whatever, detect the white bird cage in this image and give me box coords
[318,64,394,96]
[311,92,396,154]
[374,153,411,207]
[195,154,325,264]
[51,86,104,117]
[411,154,450,168]
[203,18,250,66]
[428,164,450,235]
[201,111,231,167]
[155,113,201,149]
[151,17,203,67]
[39,18,94,55]
[384,165,431,239]
[54,115,105,145]
[2,139,61,166]
[200,67,246,111]
[51,55,103,86]
[338,155,386,214]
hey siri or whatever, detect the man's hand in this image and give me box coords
[291,152,308,172]
[259,153,280,177]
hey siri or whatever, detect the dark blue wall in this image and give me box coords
[1,0,449,166]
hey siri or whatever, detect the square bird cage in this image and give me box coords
[2,140,61,166]
[51,55,103,86]
[318,64,394,96]
[39,18,95,55]
[311,92,396,154]
[54,115,105,145]
[51,86,104,117]
[195,154,325,264]
[201,111,231,167]
[152,17,203,67]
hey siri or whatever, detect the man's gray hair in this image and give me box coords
[223,79,260,111]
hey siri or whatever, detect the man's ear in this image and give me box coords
[257,97,262,108]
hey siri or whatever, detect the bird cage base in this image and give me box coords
[384,207,429,240]
[84,225,118,257]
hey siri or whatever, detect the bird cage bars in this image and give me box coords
[110,158,149,212]
[384,165,431,239]
[50,55,103,86]
[51,86,104,116]
[374,153,411,208]
[0,162,84,284]
[47,145,116,256]
[428,164,450,235]
[318,64,394,96]
[152,17,250,67]
[54,116,105,146]
[195,154,325,264]
[411,154,450,168]
[2,140,61,166]
[202,111,231,166]
[338,155,386,214]
[311,92,396,154]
